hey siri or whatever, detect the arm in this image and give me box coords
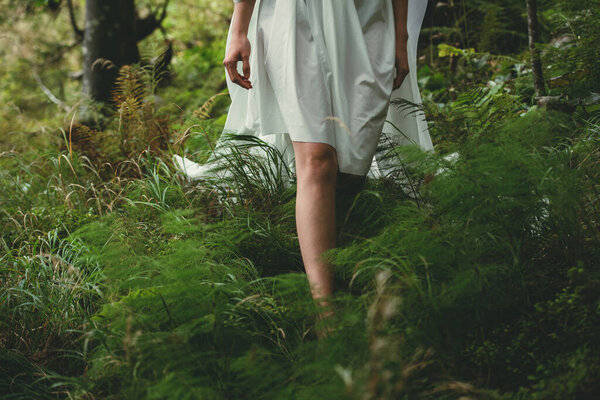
[392,0,410,90]
[223,0,257,90]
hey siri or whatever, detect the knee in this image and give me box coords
[297,147,338,183]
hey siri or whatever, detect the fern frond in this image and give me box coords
[112,65,146,115]
[194,92,228,120]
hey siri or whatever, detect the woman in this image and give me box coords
[181,0,433,330]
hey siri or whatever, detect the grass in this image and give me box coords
[1,1,600,398]
[3,104,598,398]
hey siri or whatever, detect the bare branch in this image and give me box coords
[66,0,83,42]
[34,73,71,112]
[136,0,171,42]
[158,0,171,24]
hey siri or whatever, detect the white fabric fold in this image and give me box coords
[176,0,433,180]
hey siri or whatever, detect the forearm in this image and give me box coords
[392,0,409,40]
[392,0,410,89]
[231,0,257,37]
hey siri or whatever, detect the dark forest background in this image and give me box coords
[1,0,599,398]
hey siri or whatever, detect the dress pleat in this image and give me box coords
[221,0,433,177]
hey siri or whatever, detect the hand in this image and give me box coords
[393,34,409,90]
[223,34,252,90]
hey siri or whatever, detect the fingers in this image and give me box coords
[393,64,409,90]
[242,55,251,80]
[393,72,407,90]
[225,61,252,90]
[223,55,252,90]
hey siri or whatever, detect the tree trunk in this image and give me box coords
[82,0,140,103]
[526,0,546,97]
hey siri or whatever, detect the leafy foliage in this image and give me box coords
[1,0,600,399]
[542,0,600,96]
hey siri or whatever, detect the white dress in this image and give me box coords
[175,0,433,179]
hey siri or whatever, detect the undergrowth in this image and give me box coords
[2,1,600,398]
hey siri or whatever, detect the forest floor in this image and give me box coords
[1,1,600,399]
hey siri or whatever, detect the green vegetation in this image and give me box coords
[1,0,599,398]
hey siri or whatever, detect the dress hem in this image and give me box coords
[256,130,374,177]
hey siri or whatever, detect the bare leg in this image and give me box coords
[292,142,338,335]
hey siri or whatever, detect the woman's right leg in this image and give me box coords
[337,172,367,196]
[292,141,338,327]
